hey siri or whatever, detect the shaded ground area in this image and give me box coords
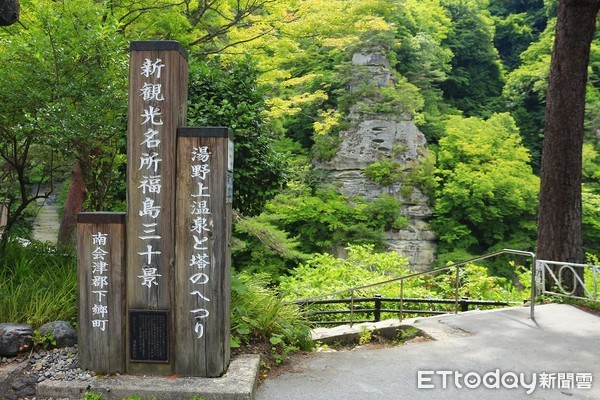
[257,304,600,400]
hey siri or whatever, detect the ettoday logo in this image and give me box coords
[417,370,593,395]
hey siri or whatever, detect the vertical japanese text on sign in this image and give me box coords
[137,57,166,289]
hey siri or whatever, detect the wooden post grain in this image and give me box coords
[175,127,233,377]
[0,202,7,234]
[77,212,126,374]
[126,41,188,375]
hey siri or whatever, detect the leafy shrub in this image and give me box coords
[31,329,57,350]
[364,149,437,203]
[187,55,287,216]
[311,110,347,161]
[404,150,439,199]
[433,113,539,256]
[337,65,424,117]
[279,244,411,301]
[364,159,403,186]
[231,272,312,354]
[233,213,307,282]
[279,245,529,322]
[264,188,406,254]
[312,132,341,162]
[233,190,410,282]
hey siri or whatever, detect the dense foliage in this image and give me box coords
[2,0,600,357]
[280,244,529,302]
[4,0,599,260]
[279,245,529,322]
[0,238,312,360]
[0,239,77,326]
[187,56,287,216]
[433,113,539,256]
[0,0,128,240]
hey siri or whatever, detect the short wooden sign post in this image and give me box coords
[175,127,233,377]
[77,212,126,373]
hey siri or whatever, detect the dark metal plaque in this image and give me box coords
[129,310,169,363]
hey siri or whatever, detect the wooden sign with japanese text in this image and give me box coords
[174,127,232,377]
[77,40,233,378]
[77,212,126,373]
[126,41,188,375]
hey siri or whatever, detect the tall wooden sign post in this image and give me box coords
[175,127,232,377]
[78,40,231,378]
[126,41,188,375]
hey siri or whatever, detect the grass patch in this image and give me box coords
[231,272,313,377]
[559,297,600,317]
[0,238,77,327]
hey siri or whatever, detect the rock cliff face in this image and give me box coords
[320,47,436,271]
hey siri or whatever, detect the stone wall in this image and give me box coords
[320,47,436,271]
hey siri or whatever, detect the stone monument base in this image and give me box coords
[36,354,260,400]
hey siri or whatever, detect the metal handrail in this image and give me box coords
[298,296,514,325]
[537,259,600,302]
[292,249,537,323]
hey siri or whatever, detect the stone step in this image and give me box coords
[36,354,261,400]
[0,362,28,399]
[32,205,60,244]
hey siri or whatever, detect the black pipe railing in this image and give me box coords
[288,249,536,326]
[294,295,513,326]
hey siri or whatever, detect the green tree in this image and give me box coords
[536,0,600,292]
[392,0,454,142]
[439,0,505,117]
[101,0,285,55]
[0,0,128,243]
[433,113,539,255]
[502,20,554,171]
[488,0,547,71]
[493,13,536,72]
[187,55,287,216]
[237,180,409,267]
[503,14,600,172]
[218,0,402,154]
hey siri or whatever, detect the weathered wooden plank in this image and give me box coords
[175,127,232,377]
[77,212,126,374]
[0,202,7,235]
[126,40,188,375]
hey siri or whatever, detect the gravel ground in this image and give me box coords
[1,345,95,400]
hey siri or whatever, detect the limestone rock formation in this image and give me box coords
[321,46,436,270]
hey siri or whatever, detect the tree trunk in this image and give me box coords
[57,161,87,246]
[537,0,600,294]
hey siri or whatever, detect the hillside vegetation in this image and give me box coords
[0,0,599,357]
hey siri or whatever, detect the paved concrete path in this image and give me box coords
[257,304,600,400]
[32,201,59,244]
